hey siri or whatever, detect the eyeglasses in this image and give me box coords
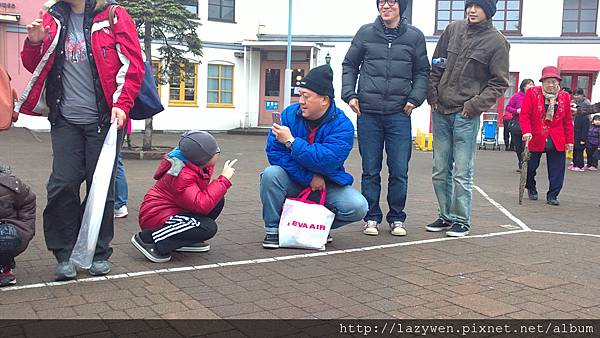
[378,0,398,6]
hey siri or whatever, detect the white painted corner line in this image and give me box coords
[474,185,532,231]
[531,229,600,239]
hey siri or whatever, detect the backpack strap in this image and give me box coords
[108,5,119,31]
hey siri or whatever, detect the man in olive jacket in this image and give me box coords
[426,0,509,237]
[342,0,430,237]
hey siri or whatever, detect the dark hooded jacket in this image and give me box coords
[0,168,36,256]
[342,0,430,115]
[427,20,510,116]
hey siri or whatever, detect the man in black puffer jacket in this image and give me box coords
[342,0,430,237]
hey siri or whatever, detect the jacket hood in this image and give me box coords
[153,156,214,181]
[374,16,408,37]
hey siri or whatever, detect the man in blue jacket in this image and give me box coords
[260,65,368,249]
[342,0,430,237]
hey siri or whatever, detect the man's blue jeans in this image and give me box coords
[259,166,368,235]
[431,111,480,228]
[357,112,412,224]
[115,155,128,209]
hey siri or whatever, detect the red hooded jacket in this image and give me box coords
[139,157,232,230]
[520,87,574,152]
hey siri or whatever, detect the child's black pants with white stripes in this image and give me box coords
[140,199,224,254]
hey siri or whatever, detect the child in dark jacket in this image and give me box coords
[0,164,36,286]
[132,131,237,262]
[587,115,600,170]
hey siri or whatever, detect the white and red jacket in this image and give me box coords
[16,0,143,125]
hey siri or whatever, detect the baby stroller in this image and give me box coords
[478,112,500,150]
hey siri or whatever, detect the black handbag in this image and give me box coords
[545,136,556,152]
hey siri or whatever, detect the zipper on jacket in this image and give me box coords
[385,41,391,113]
[86,16,106,131]
[102,47,106,59]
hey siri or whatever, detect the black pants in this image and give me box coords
[511,122,524,168]
[0,255,15,270]
[526,150,566,201]
[587,145,599,168]
[44,117,123,262]
[503,119,512,150]
[140,199,224,255]
[573,146,586,168]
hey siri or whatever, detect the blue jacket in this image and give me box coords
[265,101,355,187]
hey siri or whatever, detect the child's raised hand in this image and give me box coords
[221,159,238,180]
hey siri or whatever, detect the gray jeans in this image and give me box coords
[44,117,123,262]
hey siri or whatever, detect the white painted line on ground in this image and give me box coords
[0,229,527,292]
[0,186,572,293]
[531,230,600,239]
[474,185,532,231]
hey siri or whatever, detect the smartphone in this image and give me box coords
[272,112,282,125]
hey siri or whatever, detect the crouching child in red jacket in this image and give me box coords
[132,131,237,262]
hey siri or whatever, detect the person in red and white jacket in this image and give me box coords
[132,131,237,263]
[520,66,574,206]
[18,0,144,281]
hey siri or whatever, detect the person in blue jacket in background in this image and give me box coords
[259,65,368,249]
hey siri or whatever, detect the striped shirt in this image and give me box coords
[378,16,401,43]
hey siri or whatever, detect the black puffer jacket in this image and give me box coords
[342,17,430,115]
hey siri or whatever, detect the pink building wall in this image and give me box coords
[1,0,47,93]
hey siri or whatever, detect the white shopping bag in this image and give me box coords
[70,121,118,269]
[278,188,335,250]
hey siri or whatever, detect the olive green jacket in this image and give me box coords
[427,20,510,116]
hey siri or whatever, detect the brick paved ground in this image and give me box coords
[1,127,599,321]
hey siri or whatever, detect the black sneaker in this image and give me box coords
[528,189,538,200]
[327,235,333,243]
[425,218,452,232]
[175,242,210,252]
[131,234,171,263]
[262,234,279,249]
[547,199,560,206]
[446,223,470,237]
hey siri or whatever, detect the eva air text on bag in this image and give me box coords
[278,188,334,250]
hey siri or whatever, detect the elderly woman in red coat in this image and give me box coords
[520,66,574,206]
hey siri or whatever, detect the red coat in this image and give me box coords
[139,158,232,230]
[520,87,574,152]
[16,4,144,118]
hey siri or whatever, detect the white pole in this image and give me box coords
[283,0,293,108]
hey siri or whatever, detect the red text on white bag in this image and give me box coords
[287,220,327,231]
